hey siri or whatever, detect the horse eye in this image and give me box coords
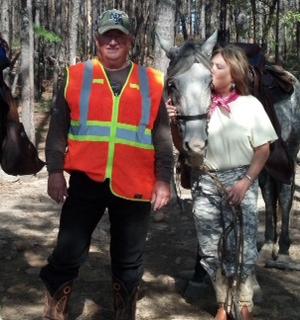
[168,82,178,99]
[168,80,175,89]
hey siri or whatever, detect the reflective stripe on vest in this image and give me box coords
[68,61,153,148]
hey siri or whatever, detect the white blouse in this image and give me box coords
[204,95,278,170]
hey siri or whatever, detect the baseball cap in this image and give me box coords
[97,9,131,35]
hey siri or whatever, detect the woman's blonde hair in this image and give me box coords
[212,45,249,95]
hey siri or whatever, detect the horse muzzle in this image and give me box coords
[184,137,207,155]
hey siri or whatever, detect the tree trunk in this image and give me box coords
[250,0,257,42]
[153,0,175,75]
[52,0,63,104]
[261,0,278,53]
[1,0,10,46]
[85,0,92,60]
[275,0,284,65]
[69,0,80,65]
[1,0,10,84]
[194,0,201,38]
[205,0,213,38]
[219,0,227,43]
[200,0,206,40]
[20,0,35,143]
[34,0,42,101]
[177,0,188,40]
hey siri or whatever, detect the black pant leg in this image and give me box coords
[40,172,108,295]
[108,196,151,293]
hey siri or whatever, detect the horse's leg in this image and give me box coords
[277,180,294,258]
[257,170,278,264]
[178,245,208,298]
[192,247,207,282]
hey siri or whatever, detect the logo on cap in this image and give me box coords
[110,12,123,25]
[97,9,131,35]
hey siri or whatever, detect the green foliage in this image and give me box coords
[33,25,61,44]
[282,54,300,78]
[35,99,52,112]
[12,38,21,49]
[281,11,300,36]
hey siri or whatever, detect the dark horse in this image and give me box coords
[0,35,10,163]
[0,35,45,177]
[158,31,300,273]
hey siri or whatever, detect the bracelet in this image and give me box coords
[245,174,253,183]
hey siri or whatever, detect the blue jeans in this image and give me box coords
[40,171,151,295]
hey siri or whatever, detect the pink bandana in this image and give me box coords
[210,90,240,116]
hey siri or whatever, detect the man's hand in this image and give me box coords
[151,181,170,211]
[48,172,68,203]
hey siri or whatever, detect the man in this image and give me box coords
[40,9,173,320]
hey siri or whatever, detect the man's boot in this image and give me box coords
[112,276,139,320]
[43,280,73,320]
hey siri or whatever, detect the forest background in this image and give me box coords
[0,0,300,143]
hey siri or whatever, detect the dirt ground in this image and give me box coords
[1,112,300,320]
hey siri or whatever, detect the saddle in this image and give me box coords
[244,46,295,184]
[235,42,295,104]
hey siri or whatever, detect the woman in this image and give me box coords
[167,45,277,320]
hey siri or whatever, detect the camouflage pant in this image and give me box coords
[191,166,258,281]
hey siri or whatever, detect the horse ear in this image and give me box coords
[200,30,219,58]
[155,32,178,60]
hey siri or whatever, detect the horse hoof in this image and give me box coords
[265,254,300,270]
[256,243,274,266]
[184,280,206,298]
[276,254,291,263]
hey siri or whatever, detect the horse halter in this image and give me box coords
[176,112,209,121]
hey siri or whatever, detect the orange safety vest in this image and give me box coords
[64,59,164,201]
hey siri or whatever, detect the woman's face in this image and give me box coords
[211,53,233,94]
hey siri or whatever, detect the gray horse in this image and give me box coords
[257,74,300,265]
[158,30,300,267]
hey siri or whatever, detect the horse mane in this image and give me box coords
[167,40,212,78]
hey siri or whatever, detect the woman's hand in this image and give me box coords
[166,99,177,119]
[227,143,270,206]
[227,178,252,206]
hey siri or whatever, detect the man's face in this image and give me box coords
[95,30,132,69]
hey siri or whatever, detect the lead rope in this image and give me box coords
[174,154,186,215]
[199,165,244,320]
